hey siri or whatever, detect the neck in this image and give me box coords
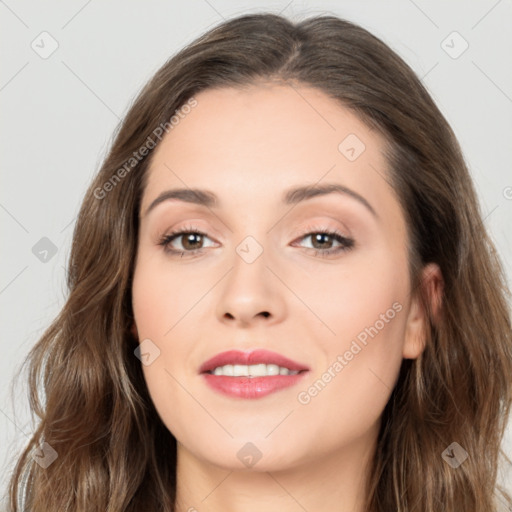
[174,420,379,512]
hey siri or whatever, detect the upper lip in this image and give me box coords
[199,349,310,374]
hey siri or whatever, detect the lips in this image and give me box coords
[199,349,310,374]
[199,349,310,400]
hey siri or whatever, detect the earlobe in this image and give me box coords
[402,296,426,359]
[402,262,443,359]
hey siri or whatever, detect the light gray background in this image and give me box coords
[1,0,511,507]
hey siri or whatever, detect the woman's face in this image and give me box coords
[131,83,435,471]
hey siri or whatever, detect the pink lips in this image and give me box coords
[199,349,310,374]
[199,349,310,399]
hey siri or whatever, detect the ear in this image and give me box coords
[402,262,443,359]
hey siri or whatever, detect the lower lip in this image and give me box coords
[201,372,308,399]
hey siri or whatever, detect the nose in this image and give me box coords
[214,247,286,328]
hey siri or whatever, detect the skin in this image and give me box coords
[131,83,443,512]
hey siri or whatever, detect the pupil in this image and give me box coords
[313,233,332,249]
[184,233,202,250]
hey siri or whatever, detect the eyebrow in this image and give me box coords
[143,183,378,219]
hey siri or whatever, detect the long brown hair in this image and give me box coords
[8,12,512,511]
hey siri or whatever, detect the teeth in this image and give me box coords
[211,364,300,377]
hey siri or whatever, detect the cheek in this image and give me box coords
[131,253,202,338]
[292,250,409,431]
[291,302,407,453]
[131,263,192,441]
[131,254,209,425]
[289,242,409,347]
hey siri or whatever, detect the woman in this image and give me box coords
[8,12,512,512]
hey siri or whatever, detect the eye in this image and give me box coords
[157,224,216,257]
[157,224,355,258]
[293,227,355,258]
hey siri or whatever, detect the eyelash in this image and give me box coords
[157,223,355,259]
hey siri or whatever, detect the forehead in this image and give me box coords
[140,83,401,226]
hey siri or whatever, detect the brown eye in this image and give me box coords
[294,229,355,258]
[158,226,354,259]
[309,232,336,250]
[158,226,216,256]
[180,232,204,251]
[301,231,354,252]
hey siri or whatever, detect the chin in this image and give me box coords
[181,435,305,473]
